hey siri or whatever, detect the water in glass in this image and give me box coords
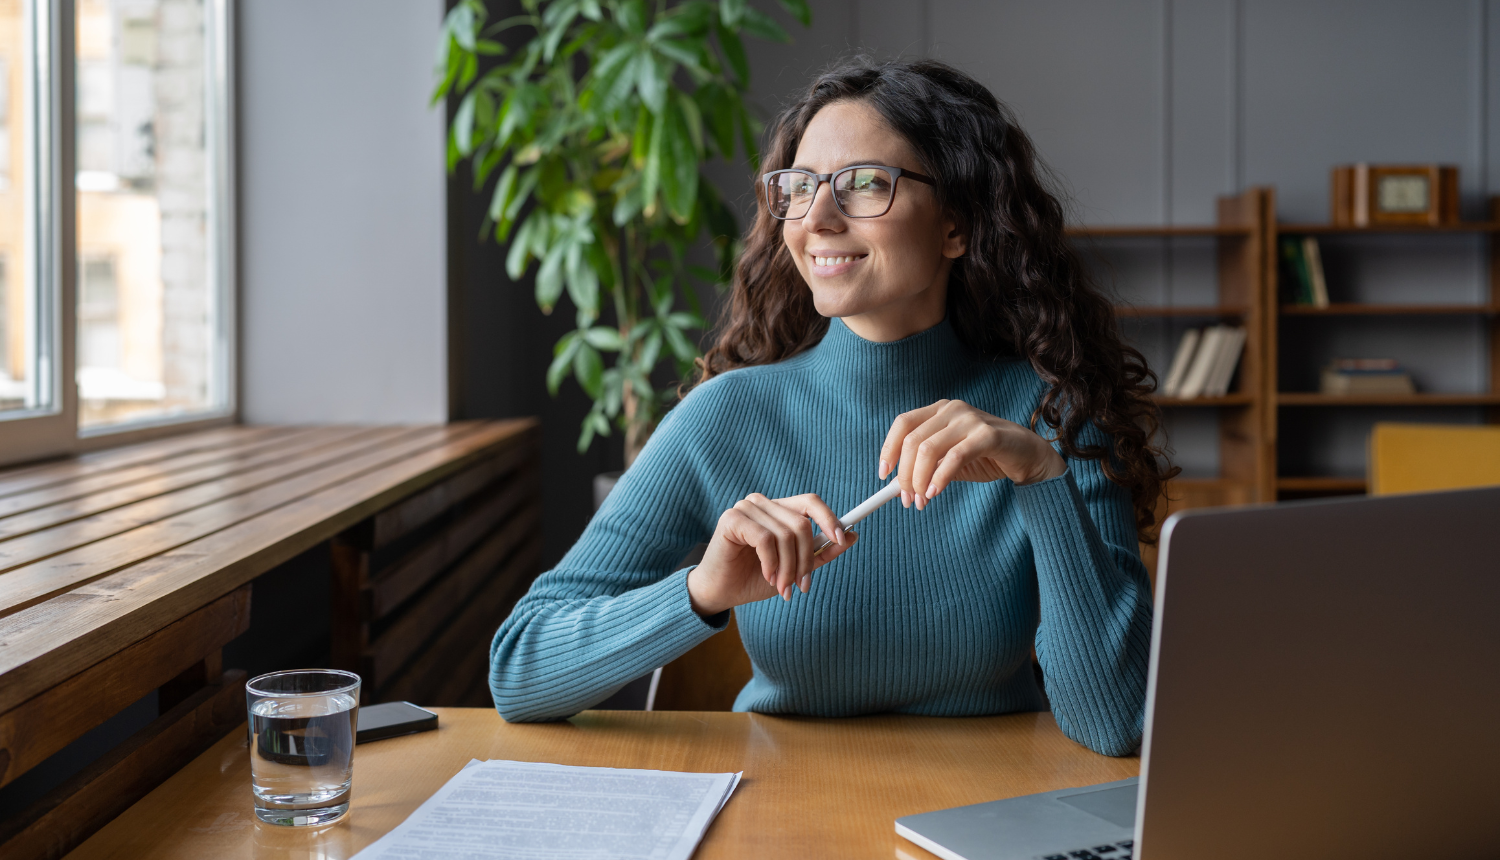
[246,670,360,826]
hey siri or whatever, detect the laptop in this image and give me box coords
[897,485,1500,860]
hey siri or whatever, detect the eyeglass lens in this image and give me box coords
[767,168,895,219]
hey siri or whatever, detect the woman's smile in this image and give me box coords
[809,251,868,276]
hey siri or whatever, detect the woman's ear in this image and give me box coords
[942,219,969,259]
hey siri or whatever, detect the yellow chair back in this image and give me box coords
[1368,423,1500,496]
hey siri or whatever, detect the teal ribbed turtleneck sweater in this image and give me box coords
[490,317,1152,756]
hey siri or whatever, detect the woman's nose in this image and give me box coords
[800,181,844,233]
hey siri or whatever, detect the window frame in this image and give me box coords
[0,0,238,467]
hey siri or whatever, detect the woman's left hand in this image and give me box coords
[879,399,1068,509]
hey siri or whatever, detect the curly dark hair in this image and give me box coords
[693,57,1177,541]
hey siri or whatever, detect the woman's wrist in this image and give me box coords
[1014,443,1067,486]
[686,565,731,617]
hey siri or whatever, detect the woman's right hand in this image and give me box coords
[686,493,859,616]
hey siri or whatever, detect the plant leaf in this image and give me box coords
[487,163,519,222]
[776,0,812,27]
[642,105,667,214]
[636,50,668,114]
[738,6,790,42]
[720,0,746,28]
[454,90,478,156]
[639,328,663,368]
[506,214,539,279]
[574,342,604,397]
[547,332,581,395]
[659,100,699,222]
[714,19,749,85]
[535,240,567,313]
[584,326,624,351]
[663,323,698,361]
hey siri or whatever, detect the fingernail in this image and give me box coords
[835,527,844,545]
[926,483,937,499]
[800,575,810,592]
[901,490,911,508]
[879,459,889,477]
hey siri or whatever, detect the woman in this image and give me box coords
[490,59,1173,757]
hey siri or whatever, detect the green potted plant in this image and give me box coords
[435,0,811,469]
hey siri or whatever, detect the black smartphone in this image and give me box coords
[355,701,439,744]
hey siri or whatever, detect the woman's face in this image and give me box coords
[782,100,966,342]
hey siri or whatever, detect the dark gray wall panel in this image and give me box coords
[1242,0,1480,222]
[931,0,1167,224]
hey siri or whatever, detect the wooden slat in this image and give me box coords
[0,426,383,544]
[0,428,318,519]
[0,420,533,714]
[0,585,251,789]
[0,426,278,500]
[370,427,537,549]
[0,426,454,617]
[376,535,540,705]
[365,506,539,688]
[0,669,246,860]
[0,428,415,576]
[369,468,536,619]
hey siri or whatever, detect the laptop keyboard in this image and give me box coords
[1037,839,1133,860]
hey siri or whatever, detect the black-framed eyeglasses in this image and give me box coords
[761,165,936,220]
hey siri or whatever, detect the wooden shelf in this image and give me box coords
[1280,303,1500,316]
[1153,394,1254,407]
[1276,476,1368,493]
[1066,225,1254,237]
[1279,222,1500,234]
[1115,305,1250,318]
[1277,393,1500,406]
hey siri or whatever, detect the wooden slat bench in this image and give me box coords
[0,421,540,860]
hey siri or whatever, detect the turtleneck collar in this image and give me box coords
[805,316,971,405]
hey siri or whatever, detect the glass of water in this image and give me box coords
[246,669,361,826]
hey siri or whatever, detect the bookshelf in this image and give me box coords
[1077,187,1499,525]
[1267,191,1500,499]
[1073,187,1274,537]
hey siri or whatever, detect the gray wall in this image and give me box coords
[240,0,447,424]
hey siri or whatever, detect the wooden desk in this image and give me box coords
[65,709,1139,860]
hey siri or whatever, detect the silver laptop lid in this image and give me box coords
[1139,486,1500,859]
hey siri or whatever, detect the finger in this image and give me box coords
[729,501,781,586]
[897,407,956,503]
[743,496,804,599]
[911,424,971,510]
[783,493,846,547]
[879,403,942,480]
[760,496,821,597]
[925,436,984,500]
[812,528,859,568]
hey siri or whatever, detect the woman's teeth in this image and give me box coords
[814,255,863,266]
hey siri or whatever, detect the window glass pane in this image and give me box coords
[0,0,48,417]
[76,0,219,428]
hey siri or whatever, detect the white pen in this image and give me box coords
[811,479,904,556]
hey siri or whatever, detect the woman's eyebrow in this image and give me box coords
[789,160,886,173]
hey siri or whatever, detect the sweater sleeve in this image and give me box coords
[488,387,731,722]
[1013,454,1153,756]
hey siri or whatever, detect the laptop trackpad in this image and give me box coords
[1055,784,1138,828]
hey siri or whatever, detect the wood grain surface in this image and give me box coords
[65,708,1139,860]
[0,421,536,715]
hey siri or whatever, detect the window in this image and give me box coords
[0,0,232,464]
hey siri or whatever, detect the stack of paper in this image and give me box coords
[353,760,741,860]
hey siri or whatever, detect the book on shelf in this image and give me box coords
[1278,236,1328,307]
[1319,358,1415,395]
[1165,325,1246,399]
[1160,328,1201,397]
[1302,237,1329,307]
